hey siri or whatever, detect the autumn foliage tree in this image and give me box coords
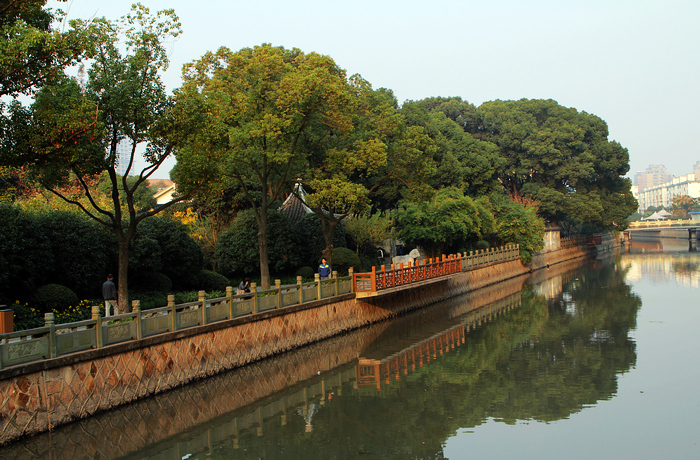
[670,195,700,219]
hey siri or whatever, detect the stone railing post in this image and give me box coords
[332,271,339,296]
[251,282,258,314]
[132,300,142,340]
[199,290,207,325]
[44,312,56,358]
[168,295,176,332]
[315,273,321,299]
[91,306,103,348]
[348,268,354,293]
[275,279,282,309]
[297,276,304,304]
[226,286,234,319]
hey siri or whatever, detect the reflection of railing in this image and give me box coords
[357,291,522,391]
[0,276,353,370]
[353,245,520,293]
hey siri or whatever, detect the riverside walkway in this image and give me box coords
[0,245,519,370]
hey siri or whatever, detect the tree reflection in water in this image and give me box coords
[207,261,641,459]
[7,259,642,459]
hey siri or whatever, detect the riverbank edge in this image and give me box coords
[0,244,592,445]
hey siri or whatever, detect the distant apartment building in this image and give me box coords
[114,139,131,176]
[634,164,671,192]
[636,173,700,212]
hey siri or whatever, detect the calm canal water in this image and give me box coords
[5,239,700,459]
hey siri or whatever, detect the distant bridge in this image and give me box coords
[626,219,700,241]
[628,219,699,229]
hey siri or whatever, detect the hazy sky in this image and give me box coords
[50,0,700,180]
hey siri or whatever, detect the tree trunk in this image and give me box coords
[321,219,337,271]
[257,213,271,289]
[116,236,130,314]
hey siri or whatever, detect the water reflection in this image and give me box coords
[622,239,700,286]
[4,257,644,459]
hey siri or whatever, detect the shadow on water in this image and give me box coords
[4,256,643,459]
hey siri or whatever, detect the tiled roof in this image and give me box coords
[279,182,313,223]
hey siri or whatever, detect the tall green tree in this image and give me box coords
[400,97,503,197]
[395,187,495,257]
[2,5,204,310]
[488,192,545,264]
[173,44,354,288]
[468,98,637,233]
[299,78,407,266]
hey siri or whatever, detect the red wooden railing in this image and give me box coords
[353,245,520,293]
[354,254,462,292]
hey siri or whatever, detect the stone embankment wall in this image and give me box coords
[4,267,532,458]
[0,244,591,446]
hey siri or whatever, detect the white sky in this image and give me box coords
[50,0,700,180]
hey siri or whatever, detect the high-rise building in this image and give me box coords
[634,165,671,192]
[115,139,130,177]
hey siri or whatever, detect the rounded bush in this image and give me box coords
[130,271,173,293]
[32,284,79,313]
[295,266,315,280]
[330,248,361,276]
[475,240,490,250]
[197,270,230,292]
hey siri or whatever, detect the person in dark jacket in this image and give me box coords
[238,278,251,294]
[102,274,118,317]
[318,258,331,279]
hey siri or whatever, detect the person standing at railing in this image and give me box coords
[318,258,331,279]
[102,274,118,317]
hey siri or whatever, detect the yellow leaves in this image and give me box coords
[173,207,198,226]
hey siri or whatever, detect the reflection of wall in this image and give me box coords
[619,253,700,287]
[533,275,563,300]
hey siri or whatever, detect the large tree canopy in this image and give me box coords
[400,97,504,198]
[173,44,357,288]
[467,98,637,233]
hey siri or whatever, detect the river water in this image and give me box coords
[4,239,700,459]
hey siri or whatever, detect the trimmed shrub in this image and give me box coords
[132,293,168,311]
[37,211,111,298]
[130,217,204,290]
[330,247,361,276]
[295,266,315,280]
[0,204,53,301]
[197,270,229,292]
[32,284,79,313]
[129,271,173,293]
[475,240,490,250]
